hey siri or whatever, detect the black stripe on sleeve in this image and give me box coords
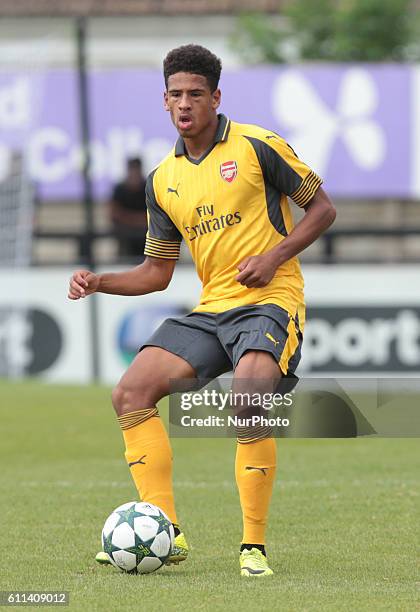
[290,171,323,207]
[144,235,181,259]
[145,169,182,258]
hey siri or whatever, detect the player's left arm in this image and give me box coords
[237,186,335,288]
[273,185,336,260]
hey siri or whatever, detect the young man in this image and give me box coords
[68,44,336,577]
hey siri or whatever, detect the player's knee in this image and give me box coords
[235,350,280,380]
[232,379,277,418]
[111,380,164,416]
[111,385,125,414]
[111,382,146,416]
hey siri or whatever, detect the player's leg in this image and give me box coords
[112,346,195,524]
[97,312,232,566]
[233,351,280,577]
[116,310,230,522]
[96,346,195,566]
[217,303,303,576]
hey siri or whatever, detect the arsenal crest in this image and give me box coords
[220,160,238,183]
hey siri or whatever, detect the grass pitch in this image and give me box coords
[0,381,417,611]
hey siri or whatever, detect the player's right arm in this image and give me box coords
[68,257,176,300]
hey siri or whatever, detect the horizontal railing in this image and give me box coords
[29,227,420,266]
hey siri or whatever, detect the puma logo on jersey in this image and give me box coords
[167,183,180,197]
[265,332,280,347]
[128,454,146,468]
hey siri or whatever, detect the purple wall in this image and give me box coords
[0,65,416,200]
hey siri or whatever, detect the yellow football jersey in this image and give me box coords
[144,114,322,321]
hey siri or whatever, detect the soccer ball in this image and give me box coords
[101,501,174,574]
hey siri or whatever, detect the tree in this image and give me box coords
[334,0,416,61]
[284,0,338,61]
[230,0,420,62]
[229,12,285,63]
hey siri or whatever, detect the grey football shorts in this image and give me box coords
[140,303,303,383]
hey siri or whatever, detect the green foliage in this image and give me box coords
[334,0,415,60]
[230,12,285,63]
[285,0,338,60]
[230,0,420,62]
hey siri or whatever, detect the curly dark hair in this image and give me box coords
[163,44,222,92]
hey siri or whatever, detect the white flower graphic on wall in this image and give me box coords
[272,68,386,174]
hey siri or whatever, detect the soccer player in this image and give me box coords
[68,44,336,577]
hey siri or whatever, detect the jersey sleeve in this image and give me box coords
[246,134,323,208]
[144,169,182,260]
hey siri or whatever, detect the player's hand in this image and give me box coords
[236,254,278,288]
[68,269,100,300]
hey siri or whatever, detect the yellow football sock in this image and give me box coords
[235,437,276,545]
[120,412,178,524]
